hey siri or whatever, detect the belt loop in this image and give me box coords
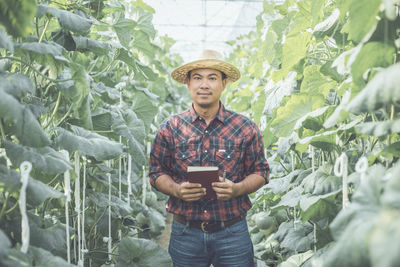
[221,221,225,228]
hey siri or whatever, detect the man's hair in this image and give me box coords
[187,70,227,81]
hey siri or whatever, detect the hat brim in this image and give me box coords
[171,59,241,84]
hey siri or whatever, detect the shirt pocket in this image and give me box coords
[174,149,197,178]
[214,145,243,180]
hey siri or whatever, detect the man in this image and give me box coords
[149,49,269,267]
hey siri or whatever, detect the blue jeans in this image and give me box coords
[168,218,254,267]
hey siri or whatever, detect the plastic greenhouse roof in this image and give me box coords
[144,0,264,62]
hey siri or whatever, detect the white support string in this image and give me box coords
[81,158,88,264]
[127,154,132,205]
[61,150,71,263]
[313,222,317,252]
[19,161,32,254]
[355,157,368,180]
[142,165,147,206]
[334,152,349,208]
[290,151,295,172]
[311,146,315,172]
[119,136,122,200]
[107,160,112,262]
[74,151,82,266]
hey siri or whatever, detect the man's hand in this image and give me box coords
[175,182,206,202]
[212,177,239,200]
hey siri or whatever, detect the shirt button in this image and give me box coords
[205,130,209,134]
[204,150,208,153]
[227,155,231,159]
[204,210,207,213]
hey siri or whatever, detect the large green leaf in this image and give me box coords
[36,4,92,34]
[350,42,395,86]
[116,237,172,267]
[112,17,137,48]
[356,119,400,137]
[132,92,157,129]
[4,141,72,175]
[0,165,21,193]
[16,41,66,60]
[27,176,64,205]
[347,63,400,114]
[29,246,75,267]
[0,229,11,259]
[381,164,400,209]
[132,7,156,39]
[275,220,313,252]
[263,72,297,115]
[268,170,302,195]
[279,250,314,267]
[340,0,381,43]
[272,32,312,81]
[299,190,340,223]
[0,89,50,147]
[272,186,304,210]
[54,125,123,161]
[111,109,146,167]
[270,93,325,137]
[313,8,339,39]
[116,48,157,81]
[0,73,34,99]
[301,165,341,195]
[300,65,337,99]
[0,0,37,37]
[30,220,69,258]
[0,28,13,52]
[72,36,109,55]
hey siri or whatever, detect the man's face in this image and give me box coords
[186,68,227,109]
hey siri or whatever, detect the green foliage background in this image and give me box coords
[223,0,400,266]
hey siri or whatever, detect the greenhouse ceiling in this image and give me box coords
[144,0,265,62]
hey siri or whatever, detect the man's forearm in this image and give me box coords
[234,174,265,197]
[154,174,179,198]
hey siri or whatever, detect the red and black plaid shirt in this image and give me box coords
[149,102,269,221]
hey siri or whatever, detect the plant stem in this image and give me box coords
[0,193,10,222]
[54,104,73,127]
[44,91,62,129]
[38,19,50,43]
[0,56,72,83]
[0,119,6,141]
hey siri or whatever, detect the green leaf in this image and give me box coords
[272,32,311,81]
[116,237,172,266]
[116,48,157,81]
[30,219,69,258]
[300,65,337,99]
[299,190,340,223]
[350,42,395,86]
[29,246,75,267]
[112,17,137,48]
[268,170,302,195]
[263,72,297,115]
[36,4,92,34]
[275,220,313,252]
[301,166,341,195]
[27,176,64,205]
[270,93,325,137]
[0,229,11,259]
[341,0,381,43]
[0,165,21,193]
[279,250,314,267]
[381,164,400,209]
[0,28,14,52]
[0,73,35,99]
[132,8,156,39]
[0,247,31,267]
[0,89,51,147]
[4,141,72,175]
[347,63,400,114]
[111,109,146,167]
[0,0,37,37]
[16,41,65,59]
[313,9,339,39]
[356,119,400,137]
[369,209,400,267]
[132,92,157,129]
[272,186,304,210]
[381,142,400,157]
[54,125,123,161]
[72,36,109,55]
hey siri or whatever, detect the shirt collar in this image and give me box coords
[189,101,226,125]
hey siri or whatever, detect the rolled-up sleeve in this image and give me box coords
[149,121,173,189]
[244,123,270,184]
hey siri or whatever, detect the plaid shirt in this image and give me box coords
[149,102,269,221]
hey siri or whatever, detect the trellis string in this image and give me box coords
[355,157,368,180]
[74,151,82,266]
[81,158,88,264]
[127,154,132,205]
[107,160,112,262]
[119,136,122,200]
[19,161,32,254]
[334,152,349,208]
[61,150,71,263]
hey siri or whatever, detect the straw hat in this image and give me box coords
[171,49,241,84]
